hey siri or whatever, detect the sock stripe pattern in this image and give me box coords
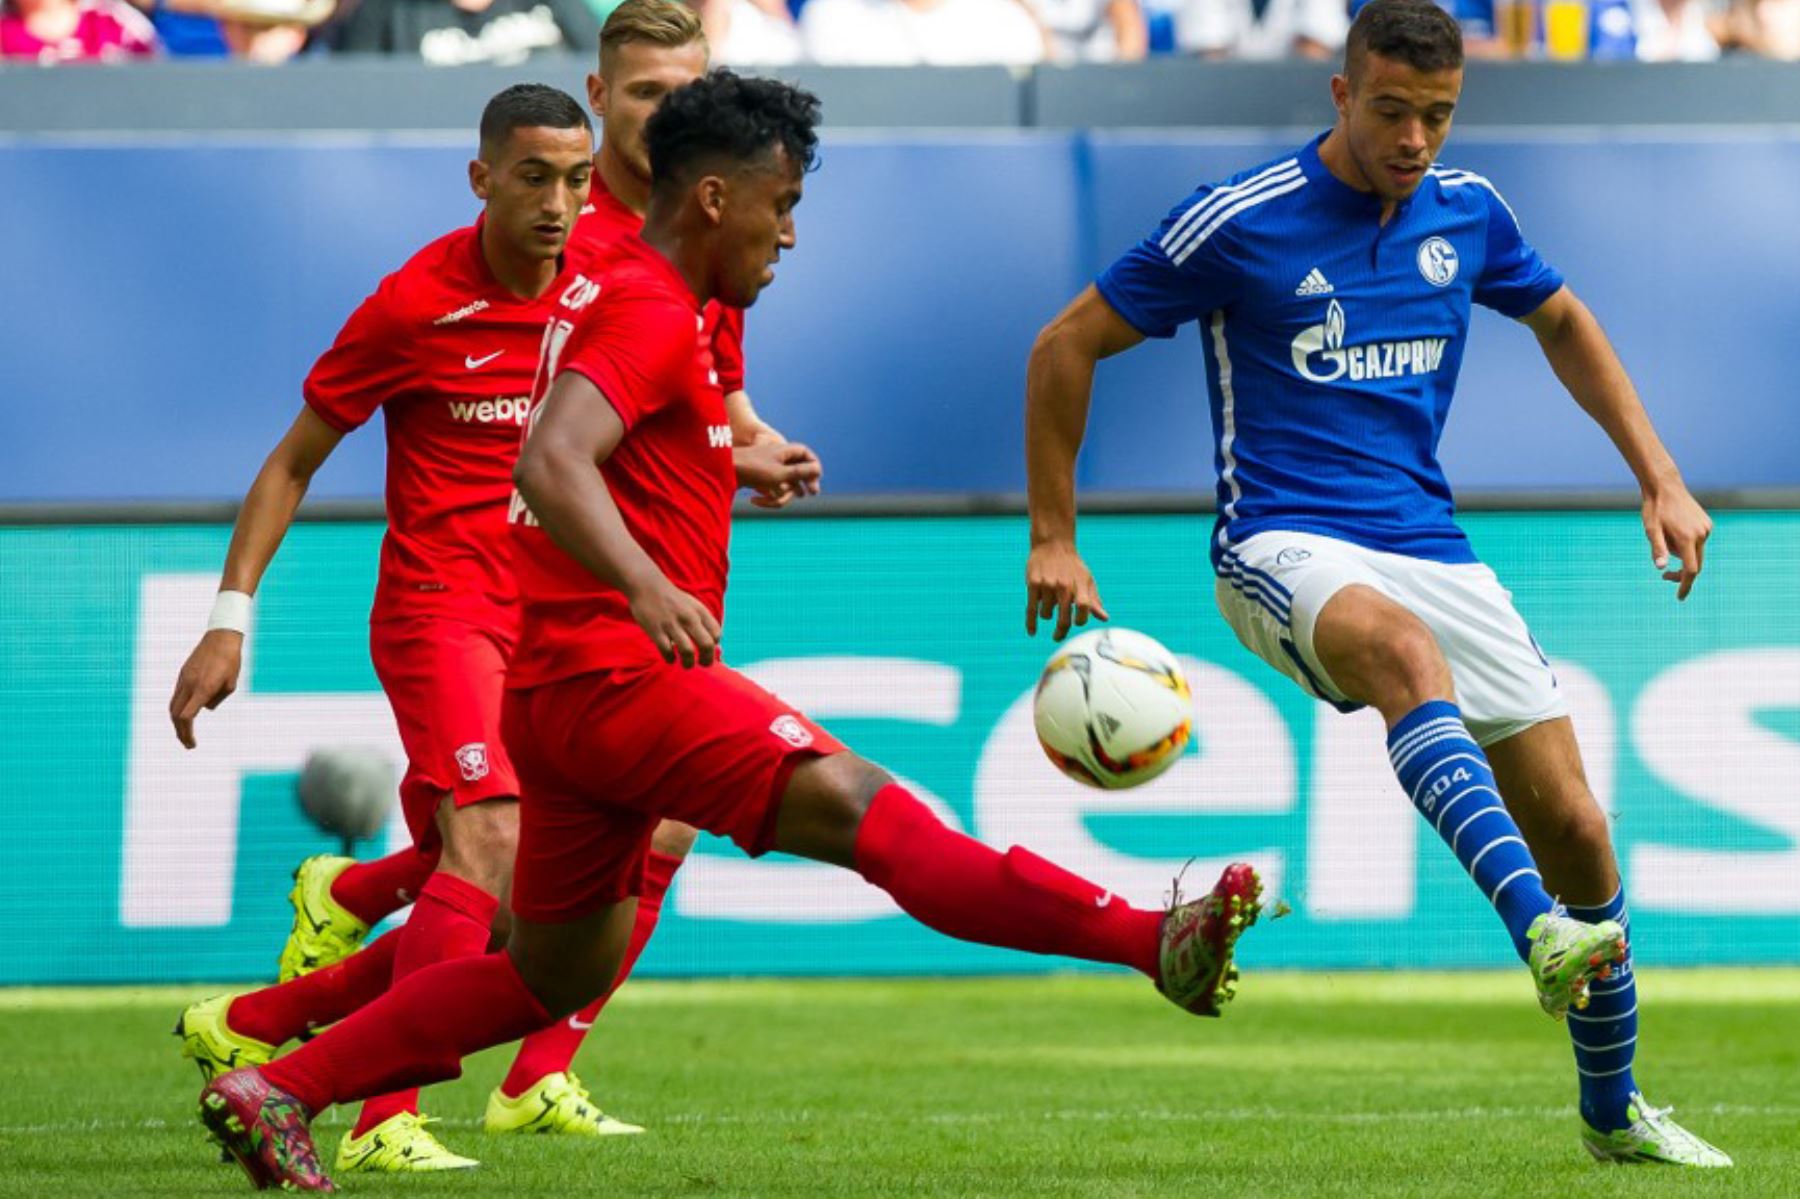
[1385,701,1554,962]
[1566,887,1637,1129]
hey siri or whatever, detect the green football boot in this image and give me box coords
[1526,911,1627,1020]
[335,1113,479,1174]
[175,993,276,1084]
[484,1071,645,1137]
[278,855,371,982]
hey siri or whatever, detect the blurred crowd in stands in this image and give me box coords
[3,0,1794,69]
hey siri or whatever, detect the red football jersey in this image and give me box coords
[507,234,737,687]
[574,179,746,395]
[304,219,578,628]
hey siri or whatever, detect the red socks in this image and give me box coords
[227,931,401,1047]
[348,873,499,1136]
[262,949,550,1118]
[853,784,1162,978]
[499,850,682,1099]
[329,846,438,926]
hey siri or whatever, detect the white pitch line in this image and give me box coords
[7,1104,1798,1136]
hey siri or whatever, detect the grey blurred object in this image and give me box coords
[296,746,396,853]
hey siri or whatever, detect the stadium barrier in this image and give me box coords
[4,130,1799,502]
[3,508,1795,985]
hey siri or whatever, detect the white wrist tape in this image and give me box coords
[206,590,254,635]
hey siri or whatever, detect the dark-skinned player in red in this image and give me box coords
[196,71,1264,1194]
[243,4,791,1135]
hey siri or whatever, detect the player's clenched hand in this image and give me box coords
[627,575,722,668]
[1642,482,1712,601]
[1026,540,1109,640]
[735,441,822,511]
[169,629,244,749]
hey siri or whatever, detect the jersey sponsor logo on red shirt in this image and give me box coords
[433,298,491,325]
[447,396,533,426]
[707,424,733,449]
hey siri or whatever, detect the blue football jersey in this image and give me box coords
[1096,132,1564,566]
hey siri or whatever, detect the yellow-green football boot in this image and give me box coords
[175,993,276,1084]
[334,1113,479,1173]
[484,1072,645,1137]
[278,855,371,982]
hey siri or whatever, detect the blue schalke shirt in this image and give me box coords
[1097,132,1564,567]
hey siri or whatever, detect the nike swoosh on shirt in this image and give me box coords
[567,1015,595,1030]
[464,351,503,369]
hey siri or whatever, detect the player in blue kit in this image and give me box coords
[1024,0,1729,1169]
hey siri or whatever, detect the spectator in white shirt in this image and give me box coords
[1631,0,1719,58]
[1026,0,1147,59]
[697,0,802,63]
[801,0,1048,64]
[1177,0,1347,57]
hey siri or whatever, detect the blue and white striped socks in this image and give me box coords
[1386,700,1554,961]
[1566,888,1637,1130]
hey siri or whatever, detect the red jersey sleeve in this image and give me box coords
[712,305,746,395]
[558,289,697,430]
[302,279,414,433]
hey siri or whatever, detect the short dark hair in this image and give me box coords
[478,84,592,161]
[645,69,821,194]
[1346,0,1464,78]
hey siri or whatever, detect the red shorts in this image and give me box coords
[369,615,521,849]
[503,659,845,922]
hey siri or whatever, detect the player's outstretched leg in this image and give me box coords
[780,754,1264,1017]
[486,834,688,1138]
[279,848,436,982]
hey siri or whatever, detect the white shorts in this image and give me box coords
[1213,529,1566,747]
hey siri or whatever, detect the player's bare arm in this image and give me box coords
[514,370,721,667]
[1521,285,1712,600]
[1024,284,1143,639]
[168,405,345,749]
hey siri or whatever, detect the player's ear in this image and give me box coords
[697,174,727,227]
[1330,73,1351,119]
[469,158,491,203]
[587,71,607,120]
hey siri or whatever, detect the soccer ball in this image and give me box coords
[1032,627,1192,790]
[296,746,396,842]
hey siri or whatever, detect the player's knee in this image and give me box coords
[437,797,519,894]
[1368,618,1451,704]
[1552,795,1616,870]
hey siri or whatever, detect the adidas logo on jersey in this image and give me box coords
[1295,268,1334,296]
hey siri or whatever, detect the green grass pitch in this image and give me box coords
[3,971,1797,1197]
